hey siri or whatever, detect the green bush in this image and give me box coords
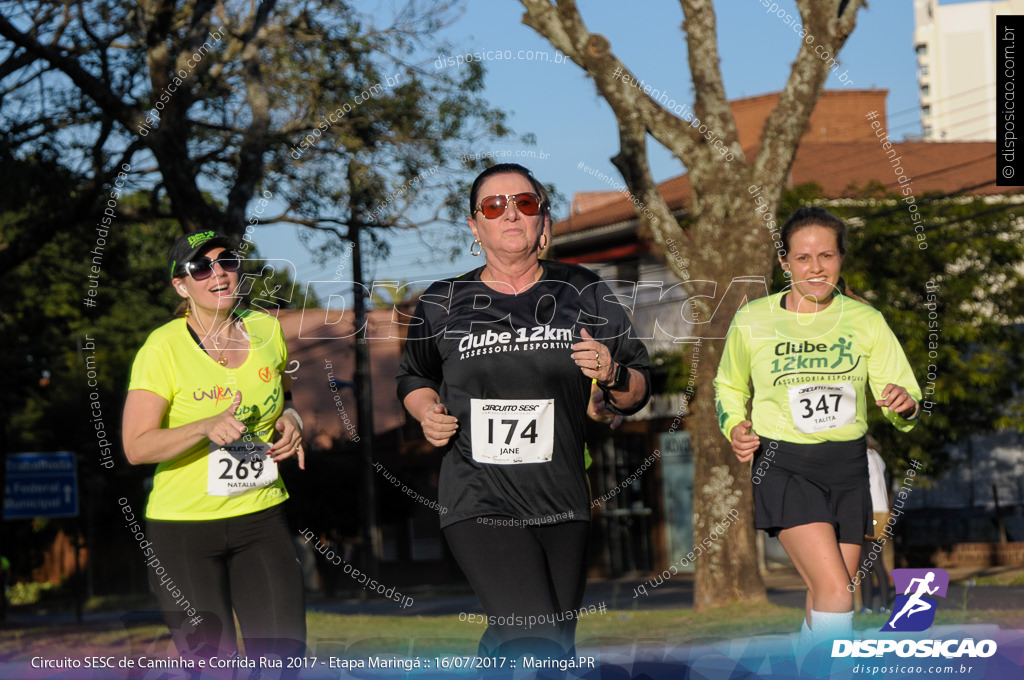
[6,580,62,606]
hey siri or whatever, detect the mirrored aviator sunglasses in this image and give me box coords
[474,192,543,219]
[184,252,241,281]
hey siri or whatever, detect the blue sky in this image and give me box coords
[258,0,926,299]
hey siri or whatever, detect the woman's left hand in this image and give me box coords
[877,383,917,419]
[588,384,623,429]
[270,412,305,469]
[572,328,615,384]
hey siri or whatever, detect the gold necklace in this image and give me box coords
[211,332,229,366]
[190,313,239,366]
[209,320,244,366]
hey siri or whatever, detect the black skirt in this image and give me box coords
[751,436,871,545]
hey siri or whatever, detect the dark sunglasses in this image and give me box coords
[182,252,241,281]
[473,192,543,219]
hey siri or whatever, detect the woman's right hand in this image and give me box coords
[202,391,248,446]
[420,402,459,447]
[729,420,760,463]
[124,388,248,466]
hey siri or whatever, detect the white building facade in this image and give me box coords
[913,0,1024,141]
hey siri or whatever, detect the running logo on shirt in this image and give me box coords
[770,338,859,374]
[770,337,864,387]
[457,324,573,360]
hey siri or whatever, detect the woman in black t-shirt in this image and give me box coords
[397,164,651,659]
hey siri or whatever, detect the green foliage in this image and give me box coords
[6,580,63,606]
[241,1,524,265]
[781,184,1024,475]
[651,347,698,395]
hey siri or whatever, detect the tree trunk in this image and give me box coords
[686,182,773,608]
[692,337,766,609]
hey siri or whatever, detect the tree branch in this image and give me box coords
[610,117,687,273]
[679,0,739,167]
[520,0,698,163]
[225,1,277,235]
[754,0,865,201]
[0,13,137,128]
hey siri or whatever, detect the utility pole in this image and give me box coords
[348,161,381,575]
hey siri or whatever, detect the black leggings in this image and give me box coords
[443,517,590,659]
[147,504,306,665]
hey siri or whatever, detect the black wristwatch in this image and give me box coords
[599,362,630,391]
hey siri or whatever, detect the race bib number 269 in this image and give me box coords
[207,441,278,496]
[470,399,554,465]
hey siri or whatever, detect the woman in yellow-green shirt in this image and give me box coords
[714,207,921,647]
[123,231,305,667]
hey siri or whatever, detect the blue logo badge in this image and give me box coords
[882,568,949,632]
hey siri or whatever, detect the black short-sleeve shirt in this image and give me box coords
[397,261,651,528]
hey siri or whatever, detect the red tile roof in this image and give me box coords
[555,141,1003,236]
[555,89,1011,237]
[571,190,623,214]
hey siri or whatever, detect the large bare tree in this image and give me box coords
[518,0,865,609]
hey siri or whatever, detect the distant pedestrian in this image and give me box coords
[859,437,892,614]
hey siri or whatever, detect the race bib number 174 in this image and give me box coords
[470,399,554,465]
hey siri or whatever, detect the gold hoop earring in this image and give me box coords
[470,239,482,256]
[540,233,548,249]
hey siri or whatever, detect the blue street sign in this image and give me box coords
[3,452,79,519]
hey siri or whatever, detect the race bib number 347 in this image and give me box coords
[470,399,554,465]
[788,382,856,434]
[207,441,278,496]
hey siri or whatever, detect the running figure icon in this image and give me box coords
[829,336,855,368]
[887,572,939,626]
[883,568,949,632]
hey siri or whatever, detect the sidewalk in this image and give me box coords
[2,567,1021,680]
[4,565,1022,626]
[305,564,1024,618]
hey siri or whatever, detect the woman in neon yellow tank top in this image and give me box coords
[715,207,921,650]
[122,230,306,669]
